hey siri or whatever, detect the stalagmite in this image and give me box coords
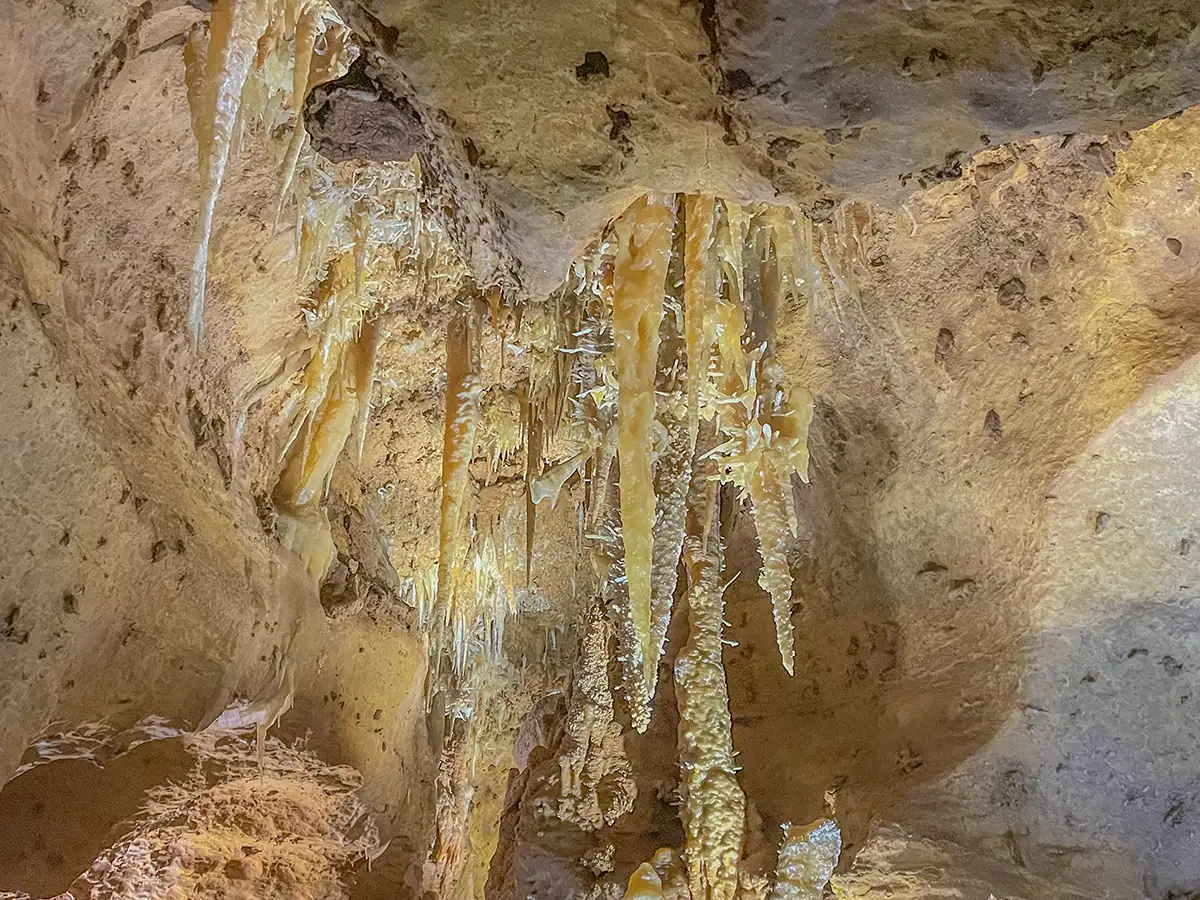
[436,311,483,617]
[427,728,476,899]
[612,193,676,711]
[187,0,269,352]
[769,819,841,900]
[624,862,666,900]
[675,471,745,900]
[558,603,636,830]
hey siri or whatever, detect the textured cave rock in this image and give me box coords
[332,0,1200,297]
[2,0,1200,897]
[830,822,1095,900]
[717,0,1200,198]
[0,735,379,899]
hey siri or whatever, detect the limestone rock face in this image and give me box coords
[336,0,1200,294]
[718,0,1200,199]
[2,0,1200,898]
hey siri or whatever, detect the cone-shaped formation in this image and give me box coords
[185,0,359,352]
[557,602,637,830]
[436,310,484,619]
[185,0,270,352]
[612,193,677,704]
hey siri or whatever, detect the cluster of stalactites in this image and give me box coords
[416,190,817,759]
[584,193,818,733]
[185,1,465,581]
[184,0,358,352]
[425,304,524,696]
[420,233,616,719]
[270,160,441,577]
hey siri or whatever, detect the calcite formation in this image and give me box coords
[768,820,842,900]
[557,603,636,831]
[675,518,745,900]
[184,0,269,350]
[611,193,678,708]
[8,0,1200,898]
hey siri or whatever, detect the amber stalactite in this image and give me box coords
[186,0,270,351]
[275,3,321,223]
[436,310,484,619]
[611,193,677,714]
[683,194,717,451]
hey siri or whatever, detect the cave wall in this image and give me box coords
[2,0,1200,897]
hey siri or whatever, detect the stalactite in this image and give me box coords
[684,194,717,451]
[748,453,797,674]
[768,819,841,900]
[612,193,677,714]
[592,491,652,733]
[649,408,691,695]
[351,314,382,462]
[350,197,371,300]
[436,310,483,619]
[588,422,617,529]
[478,387,522,481]
[183,24,210,159]
[274,3,319,225]
[524,392,544,587]
[705,200,819,675]
[307,21,355,87]
[187,0,270,352]
[272,331,361,577]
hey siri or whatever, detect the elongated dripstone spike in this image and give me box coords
[749,454,797,674]
[436,312,483,616]
[274,3,320,226]
[612,193,676,708]
[183,24,210,153]
[648,409,690,697]
[683,194,717,451]
[352,316,381,462]
[273,338,360,577]
[188,0,270,353]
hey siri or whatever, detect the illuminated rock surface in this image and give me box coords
[2,1,1200,898]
